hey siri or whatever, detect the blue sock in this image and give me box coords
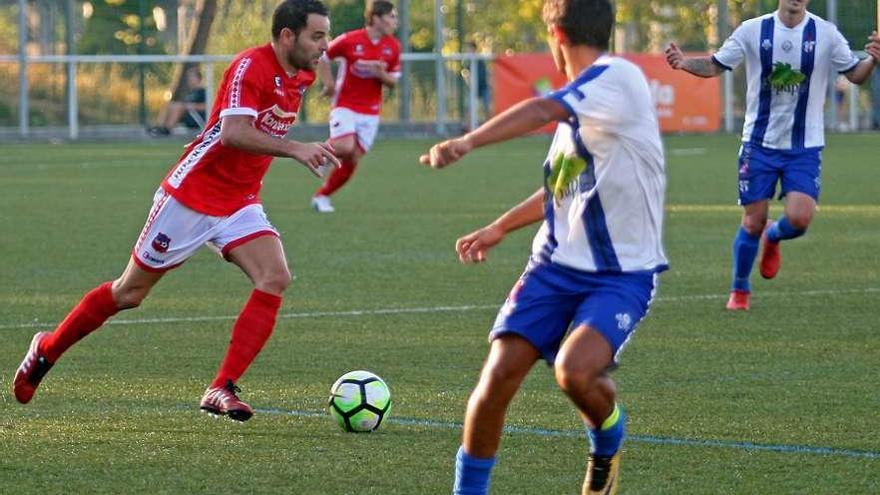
[588,404,626,457]
[453,446,496,495]
[767,216,805,243]
[731,226,760,292]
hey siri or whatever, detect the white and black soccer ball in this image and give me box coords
[328,370,392,432]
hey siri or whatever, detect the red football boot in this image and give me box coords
[759,225,781,279]
[725,290,750,311]
[199,380,254,422]
[13,332,54,404]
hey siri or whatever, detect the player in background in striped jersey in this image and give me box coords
[12,0,339,421]
[666,0,880,310]
[422,1,666,493]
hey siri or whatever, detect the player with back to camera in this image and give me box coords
[12,0,340,422]
[421,0,666,493]
[310,0,401,213]
[666,0,880,310]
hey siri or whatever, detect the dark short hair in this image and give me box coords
[272,0,329,39]
[365,0,395,25]
[542,0,614,50]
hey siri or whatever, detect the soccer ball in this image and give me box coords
[328,370,392,432]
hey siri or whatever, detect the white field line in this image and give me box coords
[253,407,880,459]
[1,287,878,331]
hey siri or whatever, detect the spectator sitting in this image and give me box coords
[149,67,207,137]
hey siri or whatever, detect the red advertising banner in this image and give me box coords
[493,53,721,133]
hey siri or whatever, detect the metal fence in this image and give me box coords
[0,51,493,140]
[1,0,877,140]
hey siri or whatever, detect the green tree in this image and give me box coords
[0,4,19,54]
[207,0,367,55]
[77,0,167,56]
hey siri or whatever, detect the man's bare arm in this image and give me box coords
[455,188,545,264]
[378,73,398,88]
[665,42,725,78]
[220,115,339,175]
[679,57,725,78]
[419,97,569,168]
[843,56,877,85]
[843,32,880,85]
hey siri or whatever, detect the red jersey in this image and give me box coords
[161,43,315,216]
[328,28,401,115]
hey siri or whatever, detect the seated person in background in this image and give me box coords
[149,67,207,136]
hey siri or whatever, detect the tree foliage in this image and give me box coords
[77,0,168,55]
[2,0,872,59]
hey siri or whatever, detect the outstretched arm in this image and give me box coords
[419,97,568,168]
[220,115,339,177]
[665,42,725,78]
[455,188,545,263]
[844,32,880,85]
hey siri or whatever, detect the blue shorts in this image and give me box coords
[490,260,659,365]
[737,143,822,205]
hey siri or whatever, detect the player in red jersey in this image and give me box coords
[310,0,401,213]
[12,0,339,422]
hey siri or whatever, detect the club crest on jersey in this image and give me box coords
[782,40,793,52]
[354,44,364,55]
[768,62,805,94]
[274,75,284,96]
[382,47,392,56]
[152,233,171,253]
[546,152,588,206]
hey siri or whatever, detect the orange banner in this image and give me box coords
[493,53,721,133]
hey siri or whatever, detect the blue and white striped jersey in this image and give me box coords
[533,55,668,274]
[713,10,860,150]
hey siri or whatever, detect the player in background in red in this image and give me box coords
[12,0,339,422]
[310,0,401,213]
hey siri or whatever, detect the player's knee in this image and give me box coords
[112,286,149,310]
[332,140,358,159]
[482,362,518,387]
[786,212,812,230]
[554,359,601,394]
[742,216,767,236]
[254,269,292,294]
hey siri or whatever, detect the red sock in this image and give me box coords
[315,158,356,197]
[210,289,282,388]
[40,282,119,363]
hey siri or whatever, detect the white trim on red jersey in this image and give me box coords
[166,123,223,189]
